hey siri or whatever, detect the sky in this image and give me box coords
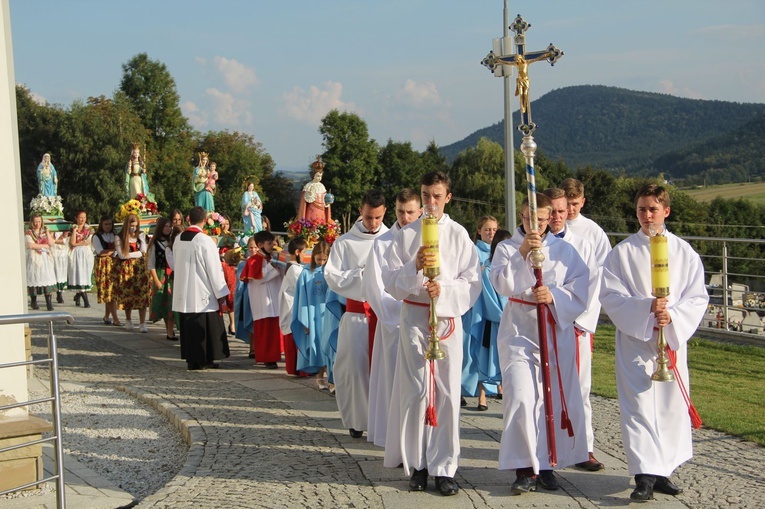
[8,0,765,174]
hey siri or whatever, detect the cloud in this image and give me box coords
[693,24,764,40]
[181,100,207,128]
[212,56,259,94]
[657,80,703,99]
[206,89,253,126]
[394,79,442,108]
[29,90,47,105]
[282,81,356,125]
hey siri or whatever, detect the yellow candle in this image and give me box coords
[422,216,440,273]
[650,234,670,295]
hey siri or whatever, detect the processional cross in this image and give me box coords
[481,14,563,136]
[480,14,568,468]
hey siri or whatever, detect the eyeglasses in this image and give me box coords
[521,215,550,224]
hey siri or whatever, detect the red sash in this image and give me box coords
[346,299,377,367]
[240,253,266,281]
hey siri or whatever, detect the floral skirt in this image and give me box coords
[114,257,151,310]
[95,255,115,304]
[150,269,174,322]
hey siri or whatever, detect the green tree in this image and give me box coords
[16,85,68,210]
[378,139,427,224]
[119,53,195,212]
[60,96,149,220]
[319,110,380,230]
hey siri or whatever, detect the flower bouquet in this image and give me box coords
[284,217,341,246]
[135,193,158,216]
[204,212,223,236]
[29,194,64,216]
[115,199,142,222]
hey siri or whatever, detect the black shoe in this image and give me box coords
[205,363,220,369]
[30,296,39,310]
[56,291,64,304]
[630,475,655,502]
[654,476,683,496]
[74,292,81,306]
[510,475,536,495]
[409,468,428,492]
[435,476,459,496]
[45,294,54,311]
[187,363,204,371]
[537,470,559,490]
[265,362,278,369]
[82,293,90,308]
[248,352,256,359]
[349,428,363,438]
[166,335,178,341]
[460,396,467,407]
[476,403,489,411]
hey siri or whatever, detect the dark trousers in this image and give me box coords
[179,311,230,365]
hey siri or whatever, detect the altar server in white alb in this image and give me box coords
[362,188,421,448]
[600,184,708,502]
[324,189,388,439]
[560,178,611,264]
[542,187,605,471]
[382,171,481,497]
[490,193,590,494]
[172,206,230,370]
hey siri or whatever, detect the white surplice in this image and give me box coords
[600,230,708,477]
[490,228,590,473]
[361,222,401,447]
[381,214,481,478]
[279,263,304,335]
[325,221,389,432]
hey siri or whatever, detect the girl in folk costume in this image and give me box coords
[68,210,95,308]
[114,213,151,333]
[51,230,69,304]
[291,241,331,387]
[93,216,119,325]
[148,217,176,340]
[221,247,242,337]
[25,213,57,310]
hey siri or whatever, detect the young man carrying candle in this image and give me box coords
[600,184,708,502]
[381,171,481,496]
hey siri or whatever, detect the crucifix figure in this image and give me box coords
[481,14,563,135]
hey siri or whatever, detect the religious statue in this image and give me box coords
[297,157,331,223]
[126,143,150,200]
[241,180,263,234]
[37,153,58,197]
[509,53,554,115]
[192,151,215,212]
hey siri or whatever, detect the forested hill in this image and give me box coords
[440,85,765,176]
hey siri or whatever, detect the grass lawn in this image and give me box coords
[684,181,765,205]
[592,324,765,446]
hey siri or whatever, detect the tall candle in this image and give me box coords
[650,234,670,296]
[422,206,440,278]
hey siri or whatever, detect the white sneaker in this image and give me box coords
[139,323,148,333]
[125,320,134,332]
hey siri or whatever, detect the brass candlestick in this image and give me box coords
[650,230,674,382]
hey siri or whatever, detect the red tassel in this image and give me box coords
[425,359,438,427]
[689,404,703,429]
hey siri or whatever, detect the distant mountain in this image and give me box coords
[440,85,765,175]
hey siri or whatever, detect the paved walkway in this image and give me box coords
[12,303,765,508]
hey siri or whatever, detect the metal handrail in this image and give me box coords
[606,232,765,337]
[0,312,73,508]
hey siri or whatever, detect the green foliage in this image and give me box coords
[378,139,428,224]
[319,110,380,230]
